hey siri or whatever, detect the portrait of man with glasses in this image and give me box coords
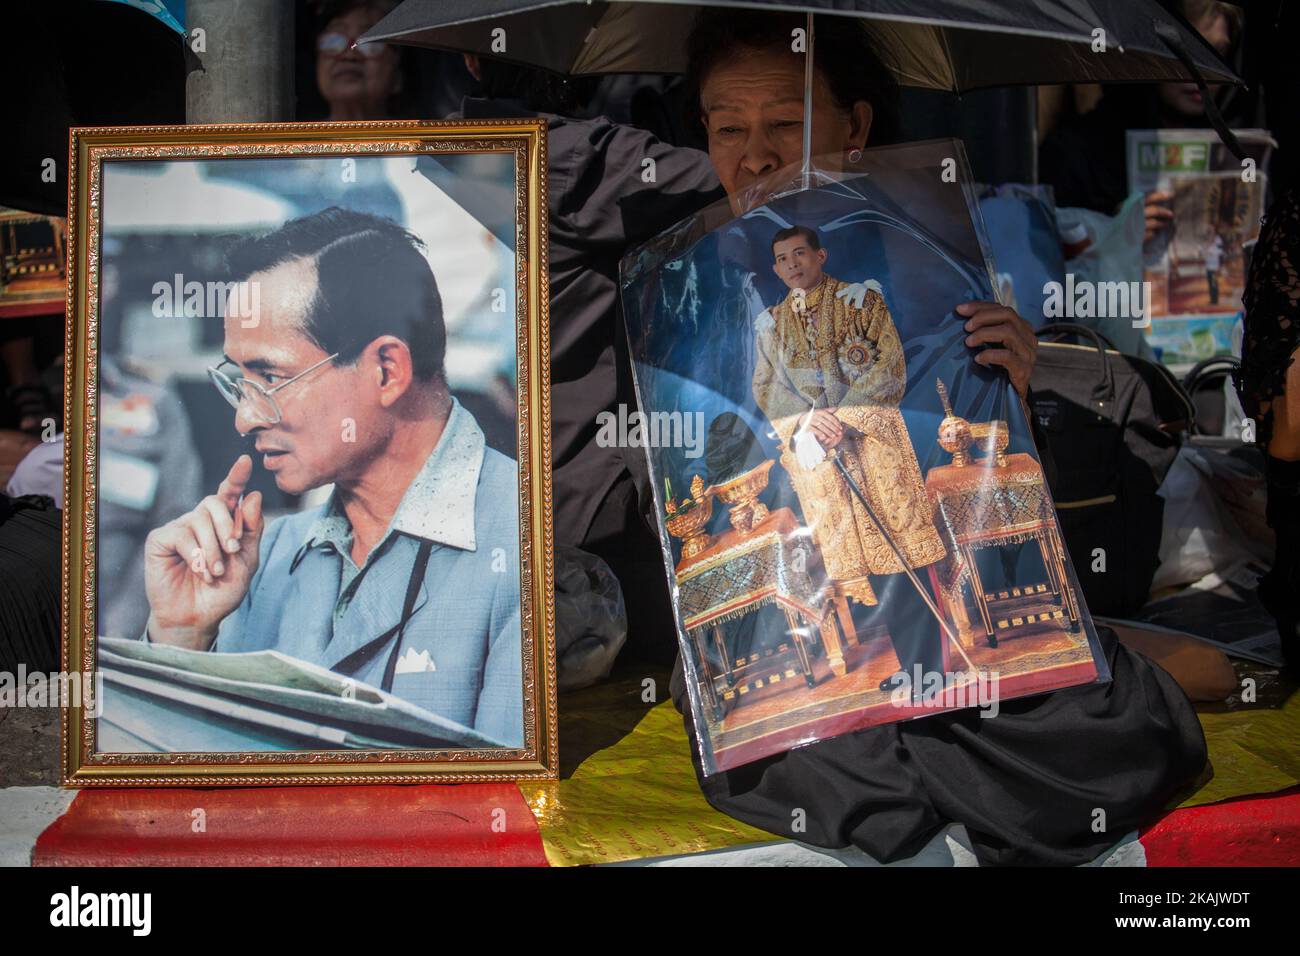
[139,206,523,749]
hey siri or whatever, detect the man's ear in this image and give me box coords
[369,336,415,406]
[816,248,828,266]
[464,53,482,82]
[849,100,873,149]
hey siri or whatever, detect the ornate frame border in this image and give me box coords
[61,120,557,785]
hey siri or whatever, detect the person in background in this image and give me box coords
[315,0,405,121]
[1237,185,1300,668]
[1039,0,1244,244]
[1204,228,1226,305]
[667,9,1208,867]
[1,326,56,434]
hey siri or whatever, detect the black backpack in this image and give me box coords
[1028,324,1194,616]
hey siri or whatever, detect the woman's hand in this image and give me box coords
[1143,190,1174,243]
[956,301,1037,398]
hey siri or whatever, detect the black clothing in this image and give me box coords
[672,625,1207,866]
[459,96,723,556]
[1238,186,1300,449]
[0,494,61,673]
[1040,92,1149,215]
[872,569,946,679]
[1237,186,1300,660]
[457,96,721,663]
[1259,455,1300,667]
[1039,88,1212,215]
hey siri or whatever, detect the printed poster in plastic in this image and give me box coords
[620,141,1109,775]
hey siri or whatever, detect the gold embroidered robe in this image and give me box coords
[751,275,946,605]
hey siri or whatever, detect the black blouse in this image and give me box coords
[1238,186,1300,447]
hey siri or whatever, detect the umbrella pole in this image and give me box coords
[801,11,814,188]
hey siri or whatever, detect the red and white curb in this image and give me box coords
[2,785,1295,866]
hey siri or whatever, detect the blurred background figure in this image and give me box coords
[1039,0,1247,242]
[299,0,486,122]
[312,0,407,121]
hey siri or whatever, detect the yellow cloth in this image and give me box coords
[519,672,771,865]
[751,275,945,604]
[521,669,1298,865]
[1179,669,1300,808]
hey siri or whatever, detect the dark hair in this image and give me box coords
[226,207,445,381]
[476,58,597,114]
[771,225,821,253]
[317,0,396,24]
[685,10,901,146]
[310,0,416,120]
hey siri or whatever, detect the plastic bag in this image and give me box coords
[554,545,627,692]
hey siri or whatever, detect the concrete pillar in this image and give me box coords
[185,0,295,123]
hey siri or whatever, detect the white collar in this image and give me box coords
[302,397,486,556]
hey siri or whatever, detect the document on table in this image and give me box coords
[96,636,504,752]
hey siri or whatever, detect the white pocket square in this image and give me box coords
[394,647,437,675]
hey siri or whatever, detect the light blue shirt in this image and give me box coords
[213,398,523,747]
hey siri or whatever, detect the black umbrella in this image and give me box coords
[1,0,190,216]
[362,0,1246,172]
[362,0,1239,88]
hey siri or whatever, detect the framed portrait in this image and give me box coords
[61,120,557,785]
[621,141,1109,775]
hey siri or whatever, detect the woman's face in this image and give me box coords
[316,6,401,117]
[699,47,872,207]
[1157,11,1231,118]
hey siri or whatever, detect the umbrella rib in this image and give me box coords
[362,0,581,42]
[936,23,958,95]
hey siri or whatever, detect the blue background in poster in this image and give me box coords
[622,168,1037,554]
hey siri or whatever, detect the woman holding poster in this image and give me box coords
[647,9,1209,867]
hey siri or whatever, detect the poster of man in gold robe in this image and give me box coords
[752,225,947,678]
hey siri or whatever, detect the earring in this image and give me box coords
[847,147,863,163]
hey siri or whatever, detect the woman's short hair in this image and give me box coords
[684,10,901,146]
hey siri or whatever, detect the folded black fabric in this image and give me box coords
[674,626,1208,866]
[0,493,62,673]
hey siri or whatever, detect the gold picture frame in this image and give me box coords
[61,120,556,785]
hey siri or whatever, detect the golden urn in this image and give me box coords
[708,459,775,534]
[935,378,973,467]
[666,474,715,560]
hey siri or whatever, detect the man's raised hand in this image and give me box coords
[143,455,265,649]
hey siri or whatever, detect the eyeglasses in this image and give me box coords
[207,353,340,427]
[317,32,388,58]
